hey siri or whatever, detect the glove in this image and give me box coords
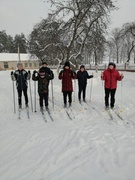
[11,71,15,81]
[28,70,31,74]
[71,71,76,77]
[121,73,124,79]
[50,70,54,79]
[60,70,63,76]
[27,70,31,80]
[33,70,37,74]
[33,70,38,77]
[101,72,103,79]
[90,75,93,78]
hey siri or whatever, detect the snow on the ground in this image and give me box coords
[0,69,135,180]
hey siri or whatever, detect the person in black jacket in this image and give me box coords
[11,63,30,108]
[39,62,54,101]
[32,69,52,111]
[77,65,93,102]
[39,62,54,81]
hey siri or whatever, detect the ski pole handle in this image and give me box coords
[120,79,123,111]
[34,81,37,112]
[89,73,93,102]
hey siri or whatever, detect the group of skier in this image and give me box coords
[11,61,124,112]
[58,61,93,107]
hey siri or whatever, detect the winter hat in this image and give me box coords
[17,63,23,67]
[64,61,70,68]
[39,69,45,77]
[108,62,116,68]
[42,62,47,65]
[80,65,85,69]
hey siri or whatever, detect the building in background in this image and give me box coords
[0,53,39,70]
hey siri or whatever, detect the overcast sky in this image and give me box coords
[0,0,135,37]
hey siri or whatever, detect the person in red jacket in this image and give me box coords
[101,62,124,109]
[59,61,76,107]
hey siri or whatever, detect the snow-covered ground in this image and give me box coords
[0,69,135,180]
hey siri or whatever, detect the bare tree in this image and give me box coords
[28,18,64,64]
[45,0,116,66]
[122,22,135,64]
[107,28,123,64]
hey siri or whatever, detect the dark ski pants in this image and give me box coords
[78,84,86,101]
[63,91,72,105]
[17,88,28,106]
[39,92,48,107]
[105,88,116,108]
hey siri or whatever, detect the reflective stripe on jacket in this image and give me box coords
[14,69,28,90]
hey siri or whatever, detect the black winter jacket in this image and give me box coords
[32,73,52,93]
[14,69,29,90]
[77,70,93,86]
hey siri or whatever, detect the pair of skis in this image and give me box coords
[41,108,54,123]
[79,101,95,111]
[65,107,75,120]
[18,107,30,120]
[105,107,124,121]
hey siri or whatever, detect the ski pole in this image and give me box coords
[120,80,123,112]
[29,79,33,112]
[73,79,76,102]
[102,80,104,103]
[12,80,16,113]
[101,71,104,103]
[89,73,93,102]
[51,80,54,110]
[34,81,37,112]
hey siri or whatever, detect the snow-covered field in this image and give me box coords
[0,69,135,180]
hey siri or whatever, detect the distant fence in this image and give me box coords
[1,64,135,72]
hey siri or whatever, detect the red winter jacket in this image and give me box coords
[102,68,123,89]
[59,69,76,92]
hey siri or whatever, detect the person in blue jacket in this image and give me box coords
[77,65,93,102]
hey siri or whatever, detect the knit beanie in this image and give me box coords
[42,62,47,65]
[80,65,85,69]
[108,62,116,68]
[64,61,70,68]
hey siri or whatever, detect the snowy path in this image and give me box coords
[0,70,135,180]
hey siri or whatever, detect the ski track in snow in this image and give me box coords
[0,70,135,180]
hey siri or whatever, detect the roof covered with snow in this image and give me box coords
[0,53,37,62]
